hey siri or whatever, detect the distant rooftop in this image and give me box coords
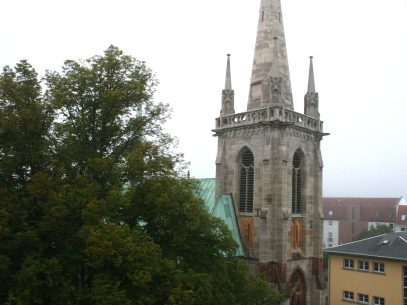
[396,205,407,225]
[325,231,407,261]
[323,197,403,222]
[323,197,402,206]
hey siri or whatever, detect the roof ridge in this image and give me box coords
[399,235,407,244]
[323,197,400,199]
[326,233,388,250]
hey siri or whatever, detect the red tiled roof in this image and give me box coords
[323,197,400,222]
[396,205,407,225]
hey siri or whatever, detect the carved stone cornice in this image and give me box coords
[213,107,328,142]
[214,106,324,136]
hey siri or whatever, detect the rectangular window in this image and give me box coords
[344,258,354,269]
[358,293,369,304]
[373,262,385,273]
[358,260,369,271]
[328,219,333,226]
[373,296,385,305]
[344,291,354,301]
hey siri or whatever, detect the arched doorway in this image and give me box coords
[289,269,306,305]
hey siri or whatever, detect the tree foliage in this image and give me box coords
[354,224,393,241]
[0,46,283,305]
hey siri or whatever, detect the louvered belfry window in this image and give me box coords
[292,150,303,214]
[239,148,254,213]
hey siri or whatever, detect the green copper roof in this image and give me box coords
[197,178,245,257]
[197,178,216,214]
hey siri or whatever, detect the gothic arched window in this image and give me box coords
[239,147,254,213]
[292,150,304,214]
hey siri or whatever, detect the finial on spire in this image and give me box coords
[307,56,316,93]
[225,54,232,90]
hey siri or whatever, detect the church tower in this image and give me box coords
[214,0,327,304]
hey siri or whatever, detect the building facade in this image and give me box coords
[325,232,407,305]
[323,217,339,248]
[213,0,326,304]
[395,201,407,232]
[323,197,406,247]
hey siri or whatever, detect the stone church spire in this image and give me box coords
[271,37,280,79]
[248,0,293,110]
[220,54,235,116]
[214,2,326,304]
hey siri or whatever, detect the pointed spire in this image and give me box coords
[248,0,293,110]
[307,56,315,93]
[220,54,235,116]
[225,54,232,90]
[304,56,319,119]
[267,36,283,106]
[271,37,279,78]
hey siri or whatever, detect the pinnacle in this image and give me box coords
[225,54,232,91]
[307,56,316,93]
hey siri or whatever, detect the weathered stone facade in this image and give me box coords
[213,0,327,304]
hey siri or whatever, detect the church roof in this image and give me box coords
[197,178,245,257]
[325,231,407,262]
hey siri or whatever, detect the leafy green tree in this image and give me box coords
[0,60,53,187]
[0,46,283,305]
[45,45,175,187]
[132,177,237,268]
[354,224,393,241]
[0,60,54,302]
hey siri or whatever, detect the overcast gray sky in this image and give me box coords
[1,0,406,197]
